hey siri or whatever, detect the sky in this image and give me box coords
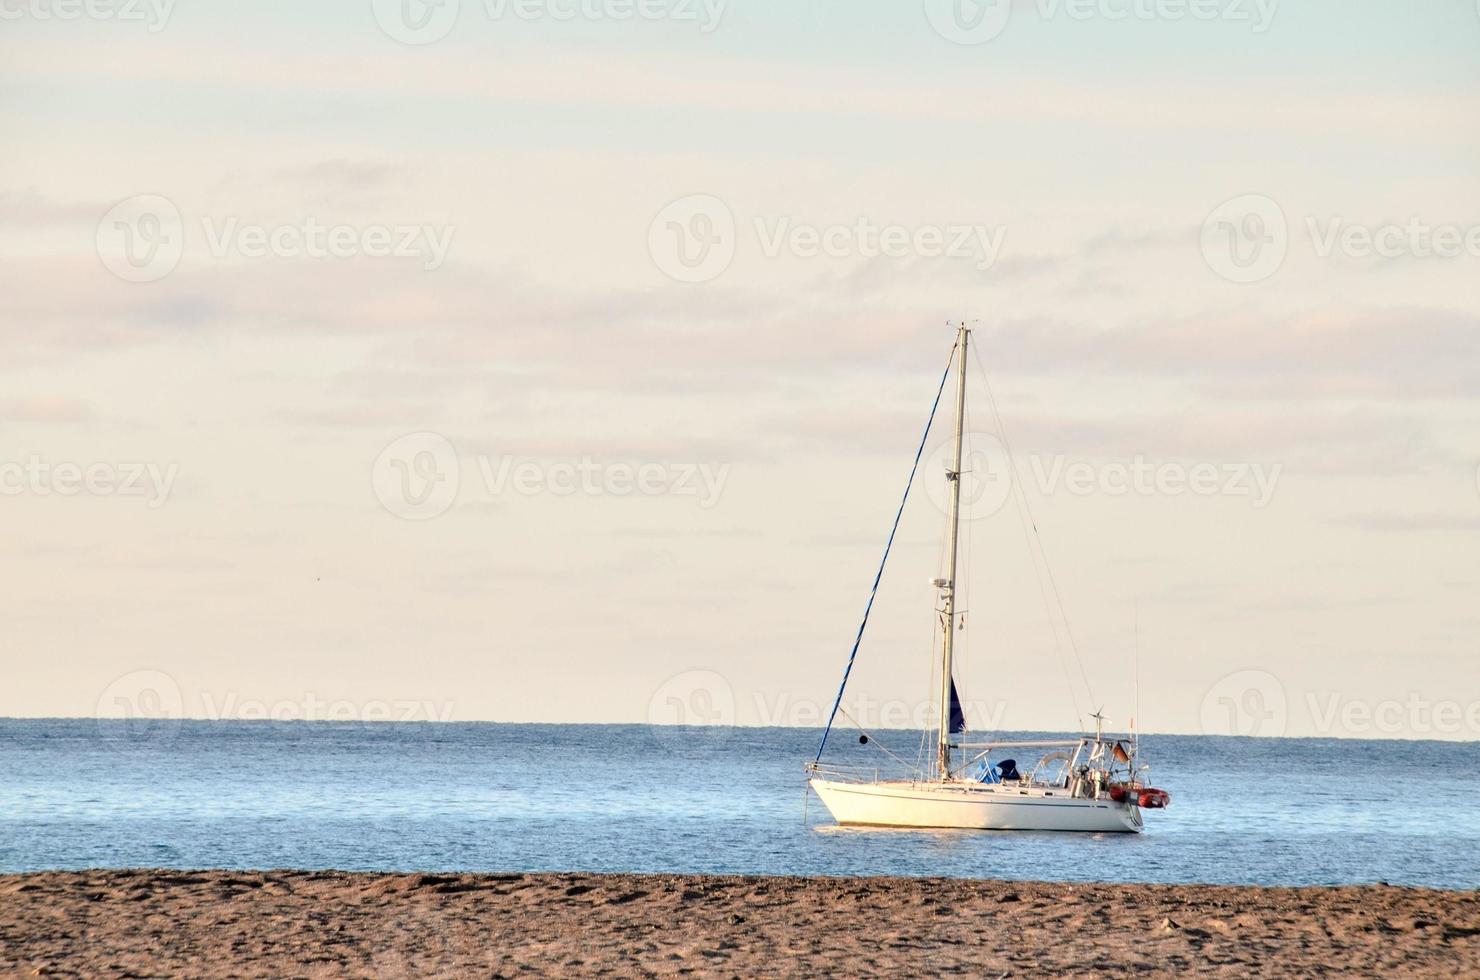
[1,0,1478,741]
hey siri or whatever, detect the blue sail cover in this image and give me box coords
[948,678,966,734]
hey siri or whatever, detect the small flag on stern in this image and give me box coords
[1113,742,1131,763]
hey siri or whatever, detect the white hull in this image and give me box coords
[810,778,1143,833]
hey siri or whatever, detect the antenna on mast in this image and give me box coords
[1133,600,1142,759]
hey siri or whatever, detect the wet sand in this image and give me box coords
[2,869,1476,977]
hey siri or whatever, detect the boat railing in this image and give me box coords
[950,738,1089,751]
[805,761,888,784]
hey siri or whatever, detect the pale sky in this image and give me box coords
[2,0,1478,740]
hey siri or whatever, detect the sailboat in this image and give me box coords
[806,325,1170,833]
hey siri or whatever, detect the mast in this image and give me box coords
[938,324,969,780]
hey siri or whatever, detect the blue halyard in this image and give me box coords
[813,344,958,763]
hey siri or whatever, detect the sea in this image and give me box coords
[1,720,1476,890]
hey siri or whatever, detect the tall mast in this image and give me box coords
[938,324,969,780]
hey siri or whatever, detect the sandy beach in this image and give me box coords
[2,870,1476,977]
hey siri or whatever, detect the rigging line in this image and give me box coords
[814,339,959,763]
[963,342,1077,724]
[1133,600,1142,747]
[927,609,944,776]
[1007,456,1084,732]
[911,580,935,769]
[975,359,1092,728]
[972,342,1096,713]
[919,493,954,771]
[838,707,923,777]
[970,342,1097,726]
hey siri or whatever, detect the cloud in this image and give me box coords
[0,396,95,423]
[275,159,409,192]
[1334,513,1480,533]
[10,40,1478,140]
[6,238,1469,478]
[0,189,106,228]
[974,307,1480,399]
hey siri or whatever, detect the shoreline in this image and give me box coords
[4,869,1477,976]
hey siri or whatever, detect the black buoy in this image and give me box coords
[859,734,869,744]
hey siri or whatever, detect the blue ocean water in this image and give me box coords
[1,720,1475,889]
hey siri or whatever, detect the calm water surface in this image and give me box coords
[1,720,1476,889]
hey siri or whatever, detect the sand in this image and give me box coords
[2,869,1476,977]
